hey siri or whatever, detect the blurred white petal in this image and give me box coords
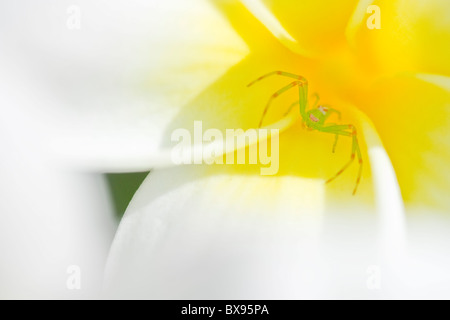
[0,0,248,298]
[0,59,117,298]
[104,164,380,299]
[103,115,406,299]
[104,137,450,298]
[0,0,248,171]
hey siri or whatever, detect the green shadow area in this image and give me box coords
[106,172,150,220]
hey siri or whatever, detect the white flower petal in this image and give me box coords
[102,110,414,299]
[359,112,406,257]
[103,155,450,298]
[1,0,248,171]
[104,164,380,299]
[241,0,361,57]
[239,0,309,56]
[0,70,117,298]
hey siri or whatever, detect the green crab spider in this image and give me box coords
[248,71,363,195]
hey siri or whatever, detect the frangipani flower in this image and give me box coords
[2,0,450,298]
[101,0,450,298]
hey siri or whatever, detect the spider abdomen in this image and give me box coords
[307,108,326,125]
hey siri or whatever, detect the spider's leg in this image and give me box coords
[321,124,352,132]
[320,122,340,152]
[319,125,363,195]
[332,134,339,153]
[317,125,354,182]
[319,123,339,153]
[321,107,342,152]
[353,130,363,195]
[247,71,306,87]
[342,125,363,195]
[284,100,299,116]
[325,132,355,184]
[323,106,342,121]
[284,94,319,118]
[258,81,303,128]
[310,93,320,108]
[249,71,309,127]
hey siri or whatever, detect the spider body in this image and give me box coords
[308,108,323,123]
[307,106,333,126]
[248,71,362,195]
